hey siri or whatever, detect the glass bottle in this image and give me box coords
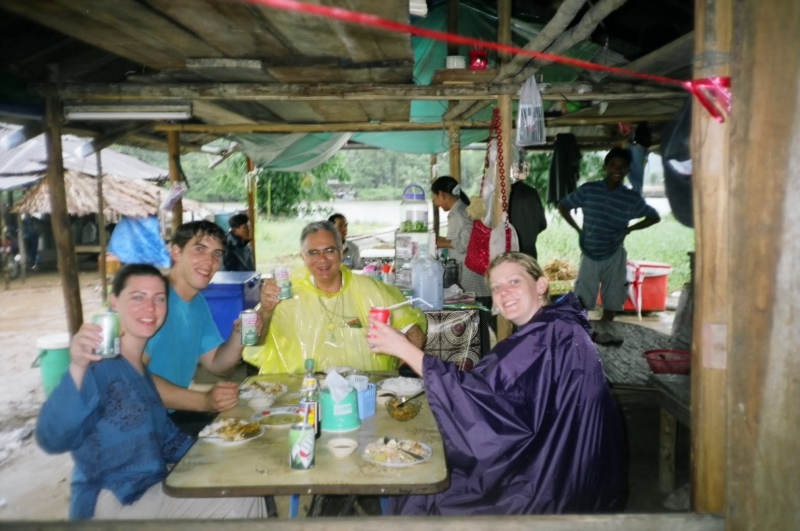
[299,358,321,438]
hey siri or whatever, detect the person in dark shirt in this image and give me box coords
[557,147,660,322]
[508,178,548,260]
[328,213,360,269]
[222,213,255,272]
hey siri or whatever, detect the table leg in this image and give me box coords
[264,496,278,518]
[659,408,677,493]
[307,495,326,517]
[339,495,357,516]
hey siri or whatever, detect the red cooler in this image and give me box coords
[597,261,672,313]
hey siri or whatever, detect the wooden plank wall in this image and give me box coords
[727,0,800,529]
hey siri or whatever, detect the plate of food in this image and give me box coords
[377,377,424,397]
[362,437,432,467]
[250,407,305,429]
[240,380,288,400]
[278,391,301,406]
[198,418,264,445]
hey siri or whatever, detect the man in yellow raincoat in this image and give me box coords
[244,221,427,374]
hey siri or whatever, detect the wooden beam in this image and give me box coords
[727,0,800,529]
[3,514,726,531]
[246,157,256,265]
[153,114,672,134]
[46,82,684,102]
[44,95,82,335]
[155,121,491,133]
[690,0,730,515]
[95,152,107,305]
[167,131,183,236]
[626,32,695,77]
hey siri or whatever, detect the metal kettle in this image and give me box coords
[443,258,460,289]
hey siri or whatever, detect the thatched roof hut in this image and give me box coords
[11,171,207,218]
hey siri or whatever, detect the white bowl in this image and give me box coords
[248,397,276,410]
[327,438,359,458]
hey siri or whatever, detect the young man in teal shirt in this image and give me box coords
[145,221,263,421]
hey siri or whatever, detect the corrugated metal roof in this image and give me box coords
[0,124,168,181]
[0,175,41,192]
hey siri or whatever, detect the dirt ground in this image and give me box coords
[0,270,106,520]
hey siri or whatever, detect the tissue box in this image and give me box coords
[357,383,377,420]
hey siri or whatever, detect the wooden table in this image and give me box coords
[165,373,449,499]
[650,374,691,493]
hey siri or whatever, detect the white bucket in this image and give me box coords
[446,55,466,69]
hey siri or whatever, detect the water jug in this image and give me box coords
[443,259,460,289]
[411,244,444,310]
[399,184,428,232]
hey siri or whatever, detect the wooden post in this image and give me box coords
[659,410,678,493]
[727,0,800,529]
[16,212,26,283]
[44,95,82,335]
[497,0,512,65]
[494,0,513,342]
[246,157,257,265]
[447,0,459,56]
[448,127,461,181]
[0,197,7,290]
[167,131,183,238]
[431,154,439,237]
[689,0,731,513]
[95,152,107,305]
[446,0,462,184]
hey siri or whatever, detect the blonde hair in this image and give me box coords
[487,252,550,300]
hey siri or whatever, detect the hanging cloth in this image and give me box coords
[546,133,581,205]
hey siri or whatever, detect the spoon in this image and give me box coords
[396,389,425,408]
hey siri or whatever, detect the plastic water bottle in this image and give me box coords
[411,245,444,311]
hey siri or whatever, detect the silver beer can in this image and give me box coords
[91,311,120,358]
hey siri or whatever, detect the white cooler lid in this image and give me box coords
[37,333,71,350]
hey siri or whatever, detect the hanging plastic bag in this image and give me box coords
[160,181,188,211]
[516,76,546,146]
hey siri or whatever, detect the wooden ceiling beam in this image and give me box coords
[152,114,673,134]
[43,82,684,102]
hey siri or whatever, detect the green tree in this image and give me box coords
[255,154,351,217]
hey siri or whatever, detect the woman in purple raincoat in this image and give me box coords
[367,252,625,515]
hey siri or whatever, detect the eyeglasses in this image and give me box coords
[305,247,340,260]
